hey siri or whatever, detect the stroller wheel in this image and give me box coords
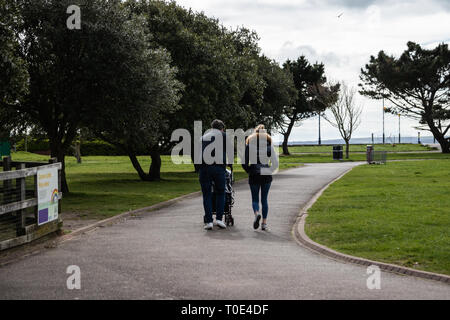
[230,217,234,226]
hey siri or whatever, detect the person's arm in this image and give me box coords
[242,144,250,173]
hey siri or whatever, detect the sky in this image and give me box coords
[176,0,450,142]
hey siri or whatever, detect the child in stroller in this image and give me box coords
[212,168,235,226]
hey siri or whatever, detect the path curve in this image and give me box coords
[0,163,449,299]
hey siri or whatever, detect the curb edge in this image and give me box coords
[291,165,450,285]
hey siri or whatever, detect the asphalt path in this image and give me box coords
[1,163,449,299]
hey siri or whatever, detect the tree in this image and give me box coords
[15,0,180,191]
[280,56,337,155]
[360,42,450,153]
[92,43,182,181]
[126,0,266,159]
[0,0,28,140]
[250,56,297,131]
[324,83,362,159]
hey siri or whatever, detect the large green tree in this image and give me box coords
[14,0,180,191]
[126,1,265,154]
[280,56,337,155]
[250,55,298,131]
[0,0,28,140]
[360,42,450,153]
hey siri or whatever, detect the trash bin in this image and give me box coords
[333,145,343,160]
[366,145,374,164]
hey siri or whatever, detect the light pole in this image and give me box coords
[382,95,386,145]
[398,114,401,144]
[318,113,322,146]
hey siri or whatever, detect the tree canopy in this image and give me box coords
[360,41,450,153]
[0,0,28,140]
[280,56,338,155]
[8,0,182,191]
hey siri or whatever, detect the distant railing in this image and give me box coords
[366,148,387,165]
[0,157,63,250]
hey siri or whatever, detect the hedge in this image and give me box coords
[15,139,126,156]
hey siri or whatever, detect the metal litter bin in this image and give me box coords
[366,145,374,164]
[333,145,343,160]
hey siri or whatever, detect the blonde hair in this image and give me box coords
[246,124,272,145]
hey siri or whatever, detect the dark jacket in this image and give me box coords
[196,129,233,171]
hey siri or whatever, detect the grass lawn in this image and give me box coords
[279,152,450,163]
[9,152,300,219]
[286,143,435,154]
[305,160,450,275]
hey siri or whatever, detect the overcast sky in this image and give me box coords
[176,0,450,142]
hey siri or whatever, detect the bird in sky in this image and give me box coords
[338,12,344,18]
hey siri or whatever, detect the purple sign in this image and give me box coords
[38,208,49,225]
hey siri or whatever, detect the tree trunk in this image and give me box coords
[50,142,69,193]
[148,149,162,181]
[72,142,82,164]
[129,153,151,181]
[282,117,296,155]
[425,117,450,153]
[128,152,161,181]
[436,136,450,153]
[345,140,350,159]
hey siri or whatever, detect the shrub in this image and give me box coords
[15,138,125,156]
[80,140,125,156]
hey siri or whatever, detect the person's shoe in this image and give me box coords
[214,220,227,229]
[253,214,261,230]
[204,223,213,230]
[261,223,268,231]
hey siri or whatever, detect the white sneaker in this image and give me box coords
[204,223,213,230]
[214,220,227,229]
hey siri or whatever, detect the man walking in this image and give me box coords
[197,120,233,230]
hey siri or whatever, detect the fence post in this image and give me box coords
[49,158,62,215]
[3,156,12,204]
[16,163,26,235]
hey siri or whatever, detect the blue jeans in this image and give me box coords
[250,182,272,219]
[199,166,226,223]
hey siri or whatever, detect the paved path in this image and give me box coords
[1,163,449,299]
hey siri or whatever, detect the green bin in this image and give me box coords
[0,141,11,157]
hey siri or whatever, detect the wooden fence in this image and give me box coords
[0,156,63,250]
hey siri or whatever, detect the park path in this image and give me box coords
[0,163,449,299]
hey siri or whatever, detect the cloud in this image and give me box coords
[176,0,450,140]
[315,0,450,11]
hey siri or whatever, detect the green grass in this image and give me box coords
[286,144,434,153]
[9,152,300,219]
[279,152,450,164]
[305,160,450,275]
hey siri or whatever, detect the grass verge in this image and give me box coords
[305,160,450,275]
[10,152,300,220]
[286,143,434,153]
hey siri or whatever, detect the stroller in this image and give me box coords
[212,168,235,226]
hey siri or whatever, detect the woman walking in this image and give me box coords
[242,125,278,231]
